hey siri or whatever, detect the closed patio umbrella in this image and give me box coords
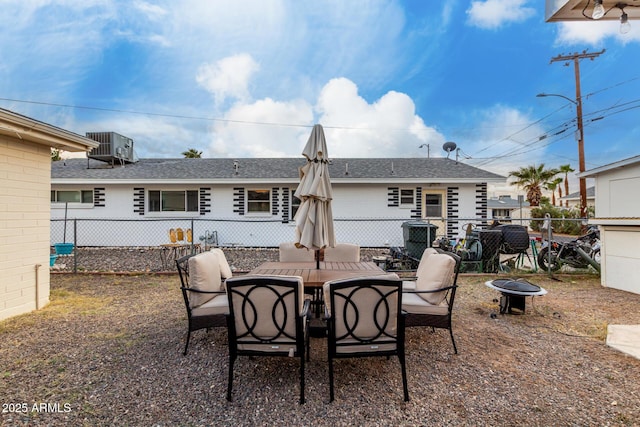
[294,124,336,268]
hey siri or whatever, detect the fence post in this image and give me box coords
[545,213,552,278]
[73,219,78,274]
[190,218,195,254]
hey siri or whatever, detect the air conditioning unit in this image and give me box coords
[86,132,137,164]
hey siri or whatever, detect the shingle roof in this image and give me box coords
[562,186,595,200]
[51,157,505,183]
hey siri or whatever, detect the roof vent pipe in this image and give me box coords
[233,160,239,175]
[345,162,349,175]
[391,161,395,175]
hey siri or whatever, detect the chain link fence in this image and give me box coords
[50,216,593,274]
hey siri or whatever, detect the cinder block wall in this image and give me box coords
[0,137,52,321]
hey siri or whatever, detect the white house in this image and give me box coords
[0,109,98,321]
[578,155,640,294]
[559,186,595,210]
[51,152,505,248]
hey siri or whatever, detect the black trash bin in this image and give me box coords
[402,221,438,260]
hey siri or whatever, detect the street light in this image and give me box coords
[536,92,588,221]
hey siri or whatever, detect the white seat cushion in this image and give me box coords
[402,280,417,291]
[188,251,223,308]
[191,293,228,317]
[401,292,449,315]
[415,254,455,305]
[209,248,233,279]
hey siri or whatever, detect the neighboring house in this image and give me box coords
[578,156,640,295]
[487,195,529,219]
[0,109,98,321]
[51,154,505,247]
[488,195,531,229]
[559,186,595,209]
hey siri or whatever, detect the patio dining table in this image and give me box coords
[248,261,394,334]
[248,261,390,288]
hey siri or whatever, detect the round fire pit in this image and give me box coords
[485,279,547,314]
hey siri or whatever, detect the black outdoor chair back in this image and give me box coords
[323,275,408,402]
[225,275,310,404]
[402,250,461,354]
[176,252,228,355]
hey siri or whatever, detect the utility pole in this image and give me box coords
[549,49,604,221]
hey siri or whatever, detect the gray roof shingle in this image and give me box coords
[51,157,505,183]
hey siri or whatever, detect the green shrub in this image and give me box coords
[530,206,582,235]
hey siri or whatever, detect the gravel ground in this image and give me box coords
[3,250,640,426]
[50,247,390,273]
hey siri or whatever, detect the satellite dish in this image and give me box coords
[442,141,457,158]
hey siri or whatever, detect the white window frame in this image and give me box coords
[148,190,199,213]
[246,189,271,216]
[399,188,415,208]
[51,189,94,205]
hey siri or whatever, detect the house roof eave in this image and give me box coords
[0,108,98,152]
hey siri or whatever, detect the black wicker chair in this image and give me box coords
[225,275,310,404]
[323,275,408,402]
[401,250,461,354]
[176,251,229,355]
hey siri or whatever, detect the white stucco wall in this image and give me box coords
[593,166,640,217]
[585,160,640,294]
[1,138,51,321]
[599,227,640,294]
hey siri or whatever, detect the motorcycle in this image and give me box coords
[537,226,601,272]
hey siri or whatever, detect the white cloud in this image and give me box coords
[207,98,314,158]
[133,0,168,20]
[202,77,444,159]
[317,78,445,158]
[196,54,260,105]
[466,0,535,29]
[555,21,640,45]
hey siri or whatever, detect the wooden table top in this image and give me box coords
[248,261,390,288]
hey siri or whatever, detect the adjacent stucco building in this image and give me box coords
[578,155,640,294]
[0,109,98,321]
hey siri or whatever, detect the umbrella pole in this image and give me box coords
[316,249,320,269]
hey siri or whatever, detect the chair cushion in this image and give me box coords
[401,292,449,315]
[210,248,233,279]
[416,247,439,279]
[402,280,417,291]
[323,273,399,316]
[191,293,228,317]
[323,243,360,262]
[415,254,455,305]
[279,242,315,262]
[188,251,223,308]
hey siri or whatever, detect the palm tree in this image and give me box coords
[508,164,559,207]
[545,177,564,206]
[559,164,574,207]
[182,148,202,158]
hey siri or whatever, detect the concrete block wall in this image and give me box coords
[0,137,51,321]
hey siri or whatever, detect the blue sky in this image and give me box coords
[2,0,640,194]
